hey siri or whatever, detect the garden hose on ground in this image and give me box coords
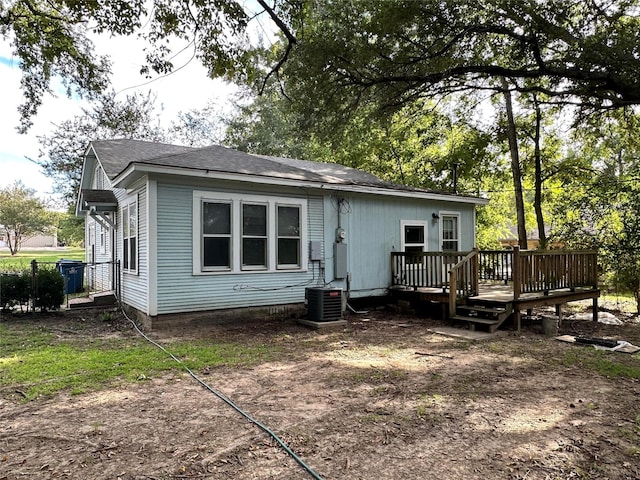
[121,309,324,480]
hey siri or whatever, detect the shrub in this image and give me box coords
[1,272,31,311]
[35,268,65,311]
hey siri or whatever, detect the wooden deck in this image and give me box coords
[390,248,600,332]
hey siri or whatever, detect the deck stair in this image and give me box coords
[451,300,513,333]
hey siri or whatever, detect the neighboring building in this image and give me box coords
[0,227,58,249]
[499,225,564,250]
[76,139,487,327]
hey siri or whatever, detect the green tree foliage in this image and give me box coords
[225,91,495,193]
[168,100,229,147]
[278,0,640,129]
[0,181,53,255]
[0,0,255,132]
[3,1,640,132]
[33,91,166,206]
[55,209,84,247]
[224,89,314,160]
[553,111,640,311]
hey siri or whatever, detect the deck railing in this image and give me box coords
[392,247,599,302]
[517,249,598,296]
[479,250,513,283]
[391,251,469,290]
[448,250,479,316]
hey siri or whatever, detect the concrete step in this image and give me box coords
[91,292,116,306]
[68,292,116,309]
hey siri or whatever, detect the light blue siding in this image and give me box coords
[323,193,477,298]
[117,183,149,313]
[155,183,324,315]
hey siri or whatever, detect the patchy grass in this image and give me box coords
[562,348,640,379]
[0,323,278,401]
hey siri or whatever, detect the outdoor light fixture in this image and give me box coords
[432,212,440,220]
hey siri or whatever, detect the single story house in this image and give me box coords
[76,139,488,327]
[0,227,58,249]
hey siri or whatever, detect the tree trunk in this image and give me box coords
[532,96,547,249]
[6,228,18,255]
[501,77,528,250]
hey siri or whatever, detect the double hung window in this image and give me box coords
[441,214,460,252]
[242,203,267,268]
[277,205,301,268]
[194,192,307,274]
[202,202,231,269]
[122,197,137,273]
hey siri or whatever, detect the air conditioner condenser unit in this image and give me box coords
[305,287,343,322]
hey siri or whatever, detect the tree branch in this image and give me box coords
[256,0,297,94]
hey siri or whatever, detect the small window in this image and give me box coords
[100,229,106,255]
[401,222,427,264]
[242,203,267,268]
[202,202,231,269]
[277,205,300,268]
[95,166,104,189]
[441,214,459,252]
[122,199,137,272]
[404,225,424,245]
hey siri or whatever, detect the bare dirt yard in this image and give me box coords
[2,303,640,480]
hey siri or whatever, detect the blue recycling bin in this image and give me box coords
[57,259,85,294]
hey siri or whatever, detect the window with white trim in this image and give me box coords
[277,204,301,268]
[440,213,460,252]
[122,197,138,273]
[401,221,428,263]
[202,201,231,269]
[193,191,307,274]
[242,203,268,269]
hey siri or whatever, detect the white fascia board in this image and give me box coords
[113,163,489,205]
[317,183,490,205]
[75,143,98,216]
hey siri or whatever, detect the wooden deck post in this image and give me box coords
[512,246,521,332]
[512,246,521,300]
[555,303,562,327]
[391,253,397,286]
[449,269,457,319]
[471,247,479,296]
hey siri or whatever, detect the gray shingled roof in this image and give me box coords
[90,139,195,179]
[89,139,437,193]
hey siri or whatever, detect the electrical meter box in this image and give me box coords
[333,242,347,279]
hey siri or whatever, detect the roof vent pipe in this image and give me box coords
[452,163,459,194]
